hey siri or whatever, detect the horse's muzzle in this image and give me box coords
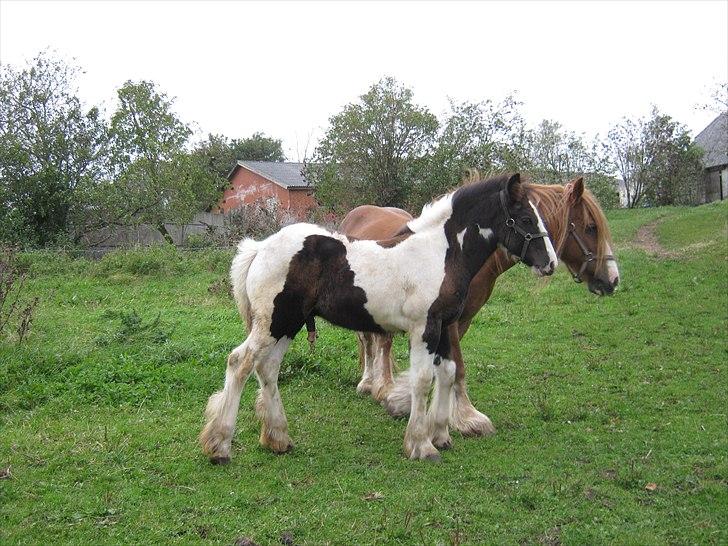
[589,276,618,296]
[533,260,556,277]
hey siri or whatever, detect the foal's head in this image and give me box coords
[453,173,558,276]
[558,178,620,295]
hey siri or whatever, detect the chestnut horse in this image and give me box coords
[200,174,557,462]
[339,176,619,436]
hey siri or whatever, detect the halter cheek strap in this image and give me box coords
[499,190,549,261]
[566,222,615,283]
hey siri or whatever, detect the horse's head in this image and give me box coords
[558,177,620,295]
[492,173,558,277]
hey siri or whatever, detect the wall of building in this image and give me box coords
[217,167,316,218]
[703,167,728,203]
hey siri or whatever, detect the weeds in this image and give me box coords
[95,309,173,346]
[0,246,39,343]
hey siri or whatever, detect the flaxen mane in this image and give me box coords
[527,183,612,268]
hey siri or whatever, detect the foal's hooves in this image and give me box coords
[210,456,231,465]
[423,452,442,463]
[434,439,453,450]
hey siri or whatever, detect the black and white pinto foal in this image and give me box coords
[200,173,558,462]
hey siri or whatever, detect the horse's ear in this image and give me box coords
[507,173,522,202]
[567,177,584,204]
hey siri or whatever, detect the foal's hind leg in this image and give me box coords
[447,328,495,436]
[356,332,377,395]
[370,335,395,401]
[255,337,294,453]
[199,330,275,463]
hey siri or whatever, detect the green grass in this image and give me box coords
[1,202,727,545]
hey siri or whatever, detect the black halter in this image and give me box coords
[499,189,550,261]
[566,222,615,283]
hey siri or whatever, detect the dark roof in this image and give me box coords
[229,161,311,189]
[694,112,728,169]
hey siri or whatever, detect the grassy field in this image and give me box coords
[1,202,726,545]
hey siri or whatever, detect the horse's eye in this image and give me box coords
[521,216,533,225]
[585,224,597,235]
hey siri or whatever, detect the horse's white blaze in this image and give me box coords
[457,229,466,248]
[529,199,558,266]
[605,243,620,284]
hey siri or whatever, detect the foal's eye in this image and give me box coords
[521,217,533,225]
[586,224,597,235]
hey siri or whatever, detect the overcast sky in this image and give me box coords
[1,0,726,160]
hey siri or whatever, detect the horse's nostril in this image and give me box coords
[613,276,619,287]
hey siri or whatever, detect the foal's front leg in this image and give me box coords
[404,328,440,461]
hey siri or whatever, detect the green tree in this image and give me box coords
[306,77,438,212]
[417,96,528,208]
[107,81,221,242]
[193,132,285,181]
[605,108,703,208]
[0,52,108,247]
[641,110,704,206]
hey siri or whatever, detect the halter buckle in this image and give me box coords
[524,233,532,241]
[505,218,515,227]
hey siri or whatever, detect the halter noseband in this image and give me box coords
[566,221,615,283]
[499,189,549,261]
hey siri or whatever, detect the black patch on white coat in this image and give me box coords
[269,235,385,341]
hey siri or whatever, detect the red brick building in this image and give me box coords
[217,161,317,218]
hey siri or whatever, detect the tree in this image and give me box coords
[0,52,108,247]
[641,111,704,206]
[193,132,285,181]
[604,117,648,208]
[232,132,285,162]
[604,108,703,208]
[697,81,728,115]
[306,77,438,213]
[417,96,528,208]
[106,80,221,242]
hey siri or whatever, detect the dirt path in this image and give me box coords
[632,220,678,258]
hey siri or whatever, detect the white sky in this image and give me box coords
[1,0,726,160]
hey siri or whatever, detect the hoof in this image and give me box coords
[423,452,442,463]
[458,419,496,438]
[451,408,496,437]
[356,380,373,396]
[382,397,410,419]
[272,443,293,455]
[210,456,230,465]
[261,431,294,454]
[434,438,453,450]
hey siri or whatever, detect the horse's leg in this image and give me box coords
[199,328,274,463]
[255,336,294,453]
[381,334,412,417]
[370,334,395,401]
[356,332,376,395]
[447,323,496,436]
[404,328,439,461]
[429,349,456,450]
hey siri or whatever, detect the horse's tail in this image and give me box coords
[230,238,259,330]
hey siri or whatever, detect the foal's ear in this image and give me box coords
[507,173,523,202]
[567,177,584,204]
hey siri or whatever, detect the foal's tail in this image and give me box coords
[230,238,259,330]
